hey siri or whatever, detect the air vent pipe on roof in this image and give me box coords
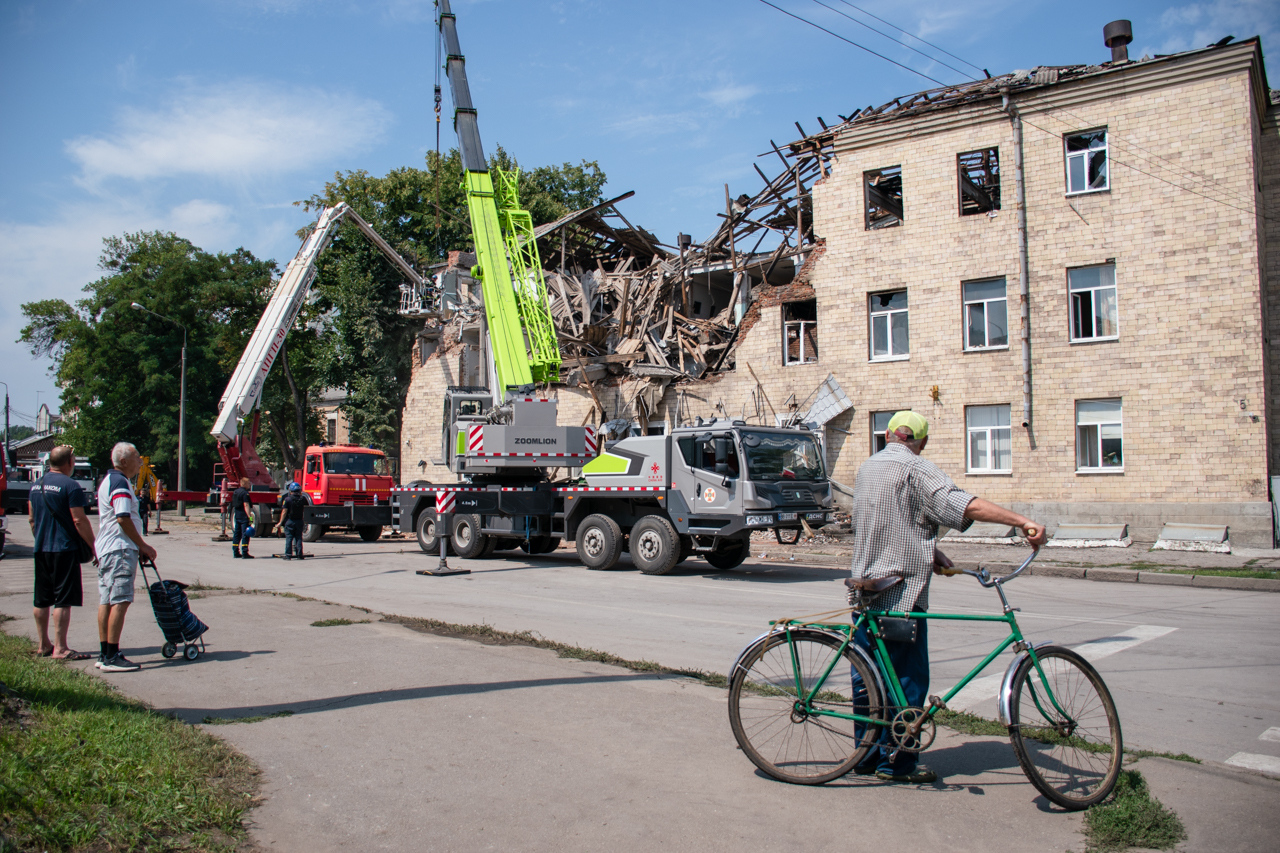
[1104,20,1133,63]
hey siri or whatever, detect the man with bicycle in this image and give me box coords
[849,411,1046,783]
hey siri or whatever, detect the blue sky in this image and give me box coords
[2,0,1275,422]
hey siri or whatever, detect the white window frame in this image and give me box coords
[965,405,1012,473]
[784,318,818,365]
[869,290,909,361]
[1076,398,1123,473]
[1064,128,1109,195]
[1068,264,1119,343]
[962,277,1009,351]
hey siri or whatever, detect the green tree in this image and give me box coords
[19,232,276,487]
[296,147,606,453]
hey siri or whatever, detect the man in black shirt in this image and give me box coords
[29,445,97,660]
[280,481,306,560]
[231,477,255,559]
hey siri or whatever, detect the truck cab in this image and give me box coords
[293,444,396,542]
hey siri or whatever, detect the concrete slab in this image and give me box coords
[1153,523,1231,553]
[1048,523,1131,549]
[1137,757,1280,853]
[1086,568,1139,583]
[1137,571,1197,586]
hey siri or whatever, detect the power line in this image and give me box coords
[756,0,948,87]
[833,0,986,76]
[812,0,973,81]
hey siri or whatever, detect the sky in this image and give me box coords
[1,0,1276,424]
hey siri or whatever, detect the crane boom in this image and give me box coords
[211,202,425,443]
[438,0,560,396]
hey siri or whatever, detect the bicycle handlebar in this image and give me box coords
[938,542,1041,588]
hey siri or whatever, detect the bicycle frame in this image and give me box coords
[772,549,1075,732]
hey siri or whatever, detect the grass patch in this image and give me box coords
[310,618,371,627]
[384,614,728,689]
[1084,770,1187,852]
[0,628,258,852]
[202,710,295,726]
[1146,568,1279,579]
[1126,748,1200,764]
[185,579,226,591]
[935,708,1010,737]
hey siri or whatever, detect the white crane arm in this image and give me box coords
[210,203,426,443]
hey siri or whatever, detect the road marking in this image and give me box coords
[950,625,1177,711]
[1259,727,1280,743]
[1226,752,1280,777]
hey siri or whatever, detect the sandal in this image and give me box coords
[53,650,93,661]
[35,648,54,657]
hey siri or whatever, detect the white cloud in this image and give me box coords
[700,84,760,108]
[66,81,391,186]
[1147,0,1280,55]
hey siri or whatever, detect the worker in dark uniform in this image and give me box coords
[281,482,306,560]
[231,477,254,559]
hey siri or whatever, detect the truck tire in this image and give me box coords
[676,535,694,566]
[415,513,453,555]
[576,514,622,570]
[452,513,489,559]
[357,525,382,542]
[479,536,498,558]
[253,503,273,537]
[705,538,749,570]
[631,516,680,575]
[302,522,325,543]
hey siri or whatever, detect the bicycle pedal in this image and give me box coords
[928,695,947,711]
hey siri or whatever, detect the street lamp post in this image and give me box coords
[131,303,188,516]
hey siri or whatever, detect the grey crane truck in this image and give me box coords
[391,2,834,573]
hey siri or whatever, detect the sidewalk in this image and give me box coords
[2,586,1277,852]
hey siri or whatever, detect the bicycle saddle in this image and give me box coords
[845,575,903,593]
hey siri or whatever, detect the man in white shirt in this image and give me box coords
[95,442,158,672]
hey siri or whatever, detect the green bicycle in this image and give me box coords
[727,546,1123,809]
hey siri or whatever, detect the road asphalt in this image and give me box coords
[1,518,1278,851]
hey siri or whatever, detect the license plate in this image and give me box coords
[806,512,826,521]
[777,512,797,522]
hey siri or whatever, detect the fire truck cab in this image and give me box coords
[293,444,395,542]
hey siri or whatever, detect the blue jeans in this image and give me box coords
[283,520,302,557]
[852,617,929,774]
[232,515,252,548]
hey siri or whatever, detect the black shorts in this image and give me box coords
[34,550,84,608]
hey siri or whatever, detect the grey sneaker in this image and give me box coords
[875,766,937,784]
[100,654,140,672]
[95,655,103,669]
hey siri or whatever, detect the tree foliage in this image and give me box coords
[295,147,606,452]
[19,232,276,486]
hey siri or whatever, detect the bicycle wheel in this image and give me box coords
[1008,646,1123,810]
[728,629,882,784]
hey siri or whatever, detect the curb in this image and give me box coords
[746,553,1280,592]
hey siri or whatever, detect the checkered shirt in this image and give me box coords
[848,444,975,613]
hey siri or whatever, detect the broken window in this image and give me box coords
[966,405,1012,473]
[1069,264,1118,341]
[1065,129,1108,194]
[963,278,1009,350]
[871,411,898,453]
[692,301,702,315]
[864,166,903,229]
[958,148,1001,215]
[326,418,337,445]
[783,300,818,365]
[1076,399,1123,471]
[869,290,909,360]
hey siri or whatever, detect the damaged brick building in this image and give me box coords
[399,29,1280,547]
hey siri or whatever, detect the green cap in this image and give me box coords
[887,410,929,440]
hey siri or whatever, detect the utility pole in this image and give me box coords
[0,382,9,468]
[131,303,189,516]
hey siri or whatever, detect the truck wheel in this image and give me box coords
[676,535,694,566]
[705,538,749,570]
[479,536,498,558]
[452,513,489,559]
[357,525,382,542]
[415,513,453,555]
[631,516,680,575]
[302,523,325,543]
[253,503,273,537]
[576,514,622,570]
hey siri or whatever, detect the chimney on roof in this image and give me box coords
[1104,20,1133,63]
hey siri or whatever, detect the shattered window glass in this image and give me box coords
[1065,130,1109,194]
[869,290,909,359]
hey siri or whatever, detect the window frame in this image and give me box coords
[962,277,1010,352]
[965,404,1013,474]
[864,165,903,230]
[870,410,900,454]
[782,299,819,366]
[957,147,1001,215]
[1068,263,1119,343]
[1075,398,1124,473]
[868,289,910,362]
[1064,128,1110,196]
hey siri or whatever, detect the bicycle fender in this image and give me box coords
[729,628,887,710]
[997,641,1057,726]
